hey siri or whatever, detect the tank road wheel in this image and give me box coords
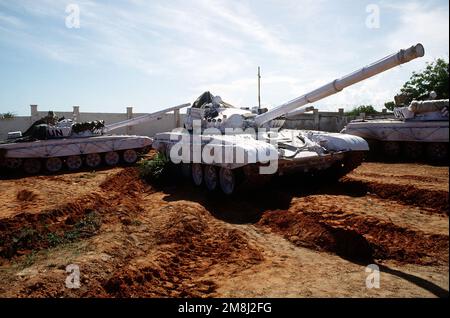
[45,157,63,173]
[5,158,22,169]
[104,151,120,166]
[66,155,83,170]
[382,142,400,159]
[191,163,203,186]
[204,165,218,191]
[85,153,102,168]
[219,167,236,195]
[426,143,448,163]
[122,149,138,164]
[23,159,41,174]
[403,142,423,161]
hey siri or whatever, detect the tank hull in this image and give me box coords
[0,135,152,173]
[341,119,449,163]
[152,129,368,194]
[1,135,152,158]
[341,119,449,143]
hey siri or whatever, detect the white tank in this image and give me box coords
[152,44,425,194]
[341,99,449,163]
[0,104,188,174]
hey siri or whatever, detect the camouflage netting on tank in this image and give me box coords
[408,99,449,114]
[192,91,215,108]
[71,120,105,133]
[5,111,66,142]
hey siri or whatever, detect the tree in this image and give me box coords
[0,112,15,119]
[399,58,449,105]
[345,105,378,116]
[384,101,396,111]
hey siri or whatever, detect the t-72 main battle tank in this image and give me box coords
[152,44,425,194]
[341,97,449,163]
[0,104,188,174]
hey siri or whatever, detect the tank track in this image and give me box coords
[161,151,366,195]
[0,147,149,175]
[366,140,448,164]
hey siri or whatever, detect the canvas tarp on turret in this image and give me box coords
[408,99,449,114]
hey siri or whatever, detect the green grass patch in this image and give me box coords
[138,152,168,181]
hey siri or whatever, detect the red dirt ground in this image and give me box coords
[0,162,448,297]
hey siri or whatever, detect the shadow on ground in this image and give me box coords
[160,172,368,224]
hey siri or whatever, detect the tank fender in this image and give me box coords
[314,133,369,152]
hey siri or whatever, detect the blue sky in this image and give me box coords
[0,0,448,116]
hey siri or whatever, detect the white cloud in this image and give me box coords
[307,0,450,111]
[194,0,307,60]
[384,1,449,60]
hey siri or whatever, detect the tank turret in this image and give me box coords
[394,99,449,120]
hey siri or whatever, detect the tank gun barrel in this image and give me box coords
[104,103,190,133]
[285,106,315,118]
[254,43,425,127]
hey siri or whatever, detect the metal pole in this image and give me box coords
[258,66,261,110]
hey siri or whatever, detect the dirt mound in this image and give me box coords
[259,209,448,265]
[354,172,444,184]
[101,209,264,298]
[0,167,146,260]
[100,167,150,195]
[0,195,106,259]
[157,210,263,267]
[341,177,448,214]
[16,189,38,202]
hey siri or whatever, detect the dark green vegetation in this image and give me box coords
[138,153,168,181]
[345,105,379,116]
[385,58,449,110]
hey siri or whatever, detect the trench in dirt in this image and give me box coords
[339,177,448,214]
[258,208,448,265]
[0,166,448,297]
[100,209,264,297]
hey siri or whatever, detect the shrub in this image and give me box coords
[138,152,168,181]
[1,112,15,119]
[345,105,379,117]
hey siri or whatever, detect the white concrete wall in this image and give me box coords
[130,113,186,137]
[0,116,33,138]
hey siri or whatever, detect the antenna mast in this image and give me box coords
[257,66,261,110]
